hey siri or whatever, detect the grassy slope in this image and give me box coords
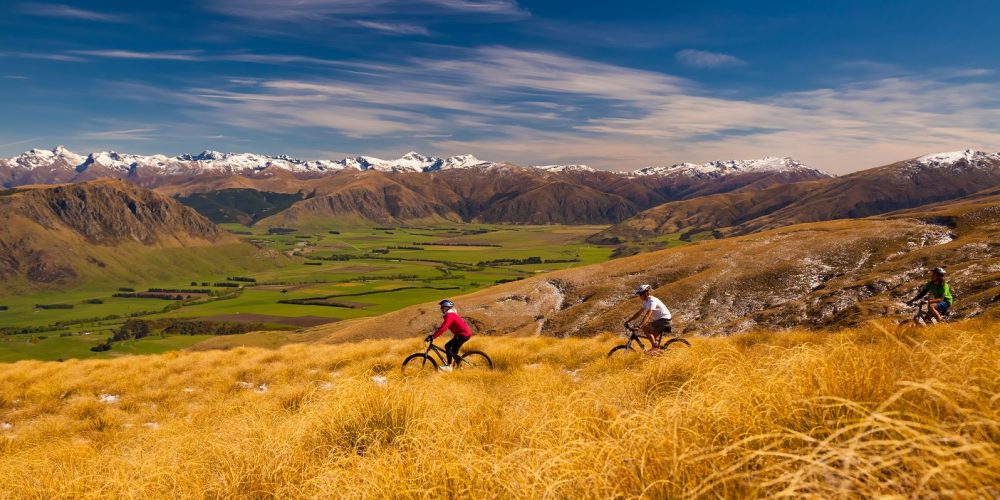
[0,319,997,497]
[307,193,1000,344]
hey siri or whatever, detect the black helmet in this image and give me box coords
[931,267,946,276]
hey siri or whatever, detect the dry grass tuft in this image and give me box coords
[1,319,998,498]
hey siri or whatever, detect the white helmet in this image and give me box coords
[635,284,652,295]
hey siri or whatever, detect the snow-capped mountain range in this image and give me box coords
[632,156,827,177]
[0,146,831,178]
[0,147,499,175]
[2,147,996,182]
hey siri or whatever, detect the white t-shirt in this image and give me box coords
[643,296,672,321]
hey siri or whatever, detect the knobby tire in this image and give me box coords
[401,353,438,372]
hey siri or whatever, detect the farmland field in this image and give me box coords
[0,224,622,362]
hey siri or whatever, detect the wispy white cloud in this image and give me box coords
[80,47,1000,173]
[0,51,88,62]
[68,50,205,61]
[0,137,44,149]
[355,20,431,35]
[4,75,29,80]
[78,128,157,141]
[53,49,353,67]
[205,0,526,20]
[17,3,128,22]
[675,49,747,69]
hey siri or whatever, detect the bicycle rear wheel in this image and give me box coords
[459,350,493,370]
[662,338,690,349]
[401,353,438,373]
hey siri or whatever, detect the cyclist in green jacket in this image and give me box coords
[906,267,953,322]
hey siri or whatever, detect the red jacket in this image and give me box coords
[432,311,472,338]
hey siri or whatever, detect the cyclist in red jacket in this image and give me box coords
[425,299,471,372]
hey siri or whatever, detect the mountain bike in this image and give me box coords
[908,300,950,326]
[401,338,493,373]
[607,324,689,358]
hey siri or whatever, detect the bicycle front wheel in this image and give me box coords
[459,350,493,370]
[662,338,690,349]
[607,344,638,358]
[401,353,438,373]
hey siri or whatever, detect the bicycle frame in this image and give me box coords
[422,340,466,366]
[625,325,661,349]
[912,300,946,324]
[422,341,447,364]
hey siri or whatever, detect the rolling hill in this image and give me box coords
[0,180,274,295]
[596,150,1000,242]
[310,187,1000,342]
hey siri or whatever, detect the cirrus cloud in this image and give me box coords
[675,49,747,68]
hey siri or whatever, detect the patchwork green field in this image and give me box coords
[0,224,622,362]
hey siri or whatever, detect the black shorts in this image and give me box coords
[649,318,672,334]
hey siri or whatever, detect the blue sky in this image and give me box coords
[1,0,998,173]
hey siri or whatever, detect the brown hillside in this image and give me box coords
[597,154,1000,242]
[149,164,826,226]
[0,180,257,289]
[476,181,639,224]
[310,193,1000,343]
[259,172,460,226]
[590,182,820,241]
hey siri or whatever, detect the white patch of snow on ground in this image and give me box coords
[800,257,835,291]
[317,382,334,391]
[182,387,196,393]
[921,231,954,247]
[1,422,12,431]
[98,393,120,404]
[236,381,254,389]
[142,422,160,430]
[370,375,388,387]
[562,368,581,383]
[254,384,269,394]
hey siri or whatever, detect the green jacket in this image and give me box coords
[922,281,953,305]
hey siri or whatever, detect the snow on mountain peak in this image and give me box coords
[915,150,1000,167]
[532,164,595,173]
[4,145,86,169]
[633,156,828,177]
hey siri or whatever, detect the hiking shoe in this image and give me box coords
[438,365,453,373]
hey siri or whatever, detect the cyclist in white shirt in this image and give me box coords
[624,284,673,349]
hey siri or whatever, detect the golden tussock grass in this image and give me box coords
[0,319,998,498]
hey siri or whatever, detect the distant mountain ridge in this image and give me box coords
[0,146,835,225]
[1,146,828,181]
[631,156,828,178]
[595,149,1000,242]
[0,147,501,178]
